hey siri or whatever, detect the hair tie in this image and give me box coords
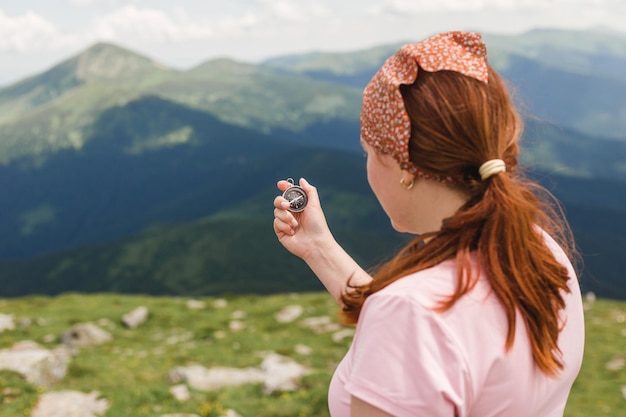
[479,159,506,180]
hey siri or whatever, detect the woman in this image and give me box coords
[272,31,584,417]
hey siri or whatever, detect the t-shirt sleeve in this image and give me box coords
[344,291,471,417]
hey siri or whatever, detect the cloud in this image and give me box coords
[92,5,215,41]
[369,0,619,14]
[68,0,138,6]
[0,9,79,52]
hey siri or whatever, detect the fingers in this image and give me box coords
[273,195,298,236]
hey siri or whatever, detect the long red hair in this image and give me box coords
[341,66,578,376]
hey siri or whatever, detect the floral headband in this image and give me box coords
[360,31,489,182]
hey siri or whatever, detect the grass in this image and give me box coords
[0,293,624,417]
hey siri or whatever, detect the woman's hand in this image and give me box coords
[273,178,333,261]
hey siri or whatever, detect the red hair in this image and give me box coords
[342,66,578,376]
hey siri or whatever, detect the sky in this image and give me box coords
[1,0,625,86]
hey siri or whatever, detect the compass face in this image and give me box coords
[283,186,308,212]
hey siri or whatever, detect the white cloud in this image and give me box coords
[0,9,79,52]
[92,5,214,41]
[68,0,138,6]
[370,0,619,14]
[252,0,331,22]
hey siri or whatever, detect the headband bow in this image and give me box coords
[360,31,488,180]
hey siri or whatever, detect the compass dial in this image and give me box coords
[283,186,308,212]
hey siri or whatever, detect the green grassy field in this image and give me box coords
[0,292,624,417]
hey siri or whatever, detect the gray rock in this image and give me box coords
[169,352,311,395]
[62,323,112,348]
[169,365,264,391]
[260,352,311,394]
[121,306,149,329]
[169,384,191,402]
[32,390,109,417]
[0,341,71,387]
[0,313,15,332]
[274,305,303,323]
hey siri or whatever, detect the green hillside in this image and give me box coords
[0,29,624,302]
[264,29,626,142]
[0,44,362,164]
[0,293,624,416]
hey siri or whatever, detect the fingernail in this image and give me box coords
[300,178,308,186]
[281,201,290,209]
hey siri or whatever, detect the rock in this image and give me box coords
[260,352,311,394]
[169,384,191,402]
[62,323,112,348]
[300,316,341,333]
[32,390,109,417]
[332,328,355,343]
[0,313,15,332]
[0,341,71,387]
[122,306,149,329]
[187,299,206,310]
[160,414,200,417]
[605,356,625,371]
[213,299,228,308]
[169,352,310,395]
[231,310,246,320]
[294,344,313,355]
[168,365,264,391]
[274,305,303,323]
[221,410,242,417]
[229,320,245,332]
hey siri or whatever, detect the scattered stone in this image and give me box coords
[221,410,242,417]
[122,306,149,329]
[213,299,228,308]
[169,384,191,402]
[95,318,115,330]
[62,323,112,348]
[229,320,245,332]
[260,352,311,394]
[300,316,341,333]
[160,414,200,417]
[275,305,304,323]
[231,310,246,320]
[0,313,15,332]
[0,341,71,387]
[42,334,57,344]
[294,344,313,355]
[605,356,625,371]
[169,364,264,391]
[332,328,355,343]
[187,299,206,310]
[214,330,226,339]
[165,330,194,345]
[32,390,109,417]
[622,386,626,400]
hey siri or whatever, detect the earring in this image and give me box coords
[400,178,414,190]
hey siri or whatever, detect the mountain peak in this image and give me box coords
[73,42,173,82]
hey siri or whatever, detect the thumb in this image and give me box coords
[298,178,321,207]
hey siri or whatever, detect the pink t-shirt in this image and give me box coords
[328,234,585,417]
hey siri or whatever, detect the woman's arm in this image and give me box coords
[273,178,372,302]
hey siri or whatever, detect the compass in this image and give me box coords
[282,178,308,213]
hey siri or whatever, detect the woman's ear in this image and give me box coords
[400,170,416,190]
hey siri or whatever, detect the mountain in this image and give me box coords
[264,29,626,142]
[0,29,624,300]
[0,45,362,164]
